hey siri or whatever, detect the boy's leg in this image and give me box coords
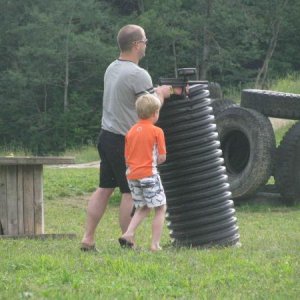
[121,206,151,244]
[151,204,167,251]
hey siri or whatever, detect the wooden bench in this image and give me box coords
[0,156,75,237]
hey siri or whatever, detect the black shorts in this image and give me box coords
[97,129,130,193]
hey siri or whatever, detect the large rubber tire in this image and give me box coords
[274,121,300,205]
[210,99,237,117]
[241,89,300,120]
[208,82,223,100]
[215,106,276,200]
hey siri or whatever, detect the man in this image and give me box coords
[80,24,177,251]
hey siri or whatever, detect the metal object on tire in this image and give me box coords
[241,89,300,119]
[274,121,300,205]
[215,106,276,200]
[158,84,240,248]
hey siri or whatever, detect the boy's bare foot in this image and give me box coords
[150,245,162,252]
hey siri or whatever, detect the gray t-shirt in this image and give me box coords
[101,59,154,136]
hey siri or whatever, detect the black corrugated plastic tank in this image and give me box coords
[158,84,240,247]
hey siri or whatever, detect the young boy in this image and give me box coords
[118,93,167,252]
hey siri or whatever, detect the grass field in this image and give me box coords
[0,167,299,299]
[1,76,300,299]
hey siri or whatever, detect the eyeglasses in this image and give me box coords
[134,38,148,45]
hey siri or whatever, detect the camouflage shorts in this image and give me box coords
[128,174,166,208]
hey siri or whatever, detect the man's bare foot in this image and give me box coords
[118,235,135,248]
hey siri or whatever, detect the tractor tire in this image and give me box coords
[274,121,300,205]
[215,106,276,200]
[211,99,237,117]
[241,89,300,120]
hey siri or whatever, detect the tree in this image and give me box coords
[254,0,289,88]
[0,0,117,154]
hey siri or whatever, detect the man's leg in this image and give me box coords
[119,192,134,233]
[81,187,114,246]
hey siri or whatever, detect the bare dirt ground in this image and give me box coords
[48,161,100,169]
[269,117,294,130]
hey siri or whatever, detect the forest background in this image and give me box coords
[0,0,299,155]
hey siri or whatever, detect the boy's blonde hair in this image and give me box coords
[135,94,161,119]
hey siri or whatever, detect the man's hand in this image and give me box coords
[154,85,189,104]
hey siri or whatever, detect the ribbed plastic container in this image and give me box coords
[158,84,240,247]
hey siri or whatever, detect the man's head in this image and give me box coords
[117,24,147,59]
[136,94,161,120]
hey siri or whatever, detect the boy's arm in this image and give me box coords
[157,154,166,165]
[156,128,167,165]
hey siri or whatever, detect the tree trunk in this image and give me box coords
[64,33,70,113]
[255,0,288,89]
[137,0,144,13]
[172,40,178,78]
[199,0,213,80]
[64,17,72,113]
[43,84,47,112]
[255,20,280,89]
[200,25,210,80]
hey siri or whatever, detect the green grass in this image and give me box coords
[0,147,27,157]
[1,74,300,299]
[0,168,299,299]
[43,168,99,200]
[64,146,99,163]
[274,122,296,146]
[0,145,99,164]
[271,73,300,94]
[224,72,300,104]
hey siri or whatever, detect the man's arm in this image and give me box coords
[154,85,183,104]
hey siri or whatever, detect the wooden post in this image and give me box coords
[0,166,8,235]
[23,165,35,234]
[0,156,74,236]
[33,165,44,234]
[6,165,18,235]
[17,166,24,234]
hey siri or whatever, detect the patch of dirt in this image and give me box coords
[269,117,294,130]
[48,161,100,169]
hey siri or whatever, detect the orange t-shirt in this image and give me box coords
[125,119,166,180]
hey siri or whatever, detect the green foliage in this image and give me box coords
[0,0,300,154]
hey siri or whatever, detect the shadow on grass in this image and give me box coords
[235,197,300,213]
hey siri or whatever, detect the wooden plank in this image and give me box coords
[0,166,7,235]
[23,166,35,234]
[0,233,77,240]
[17,166,24,234]
[0,156,75,165]
[6,165,19,235]
[33,165,44,234]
